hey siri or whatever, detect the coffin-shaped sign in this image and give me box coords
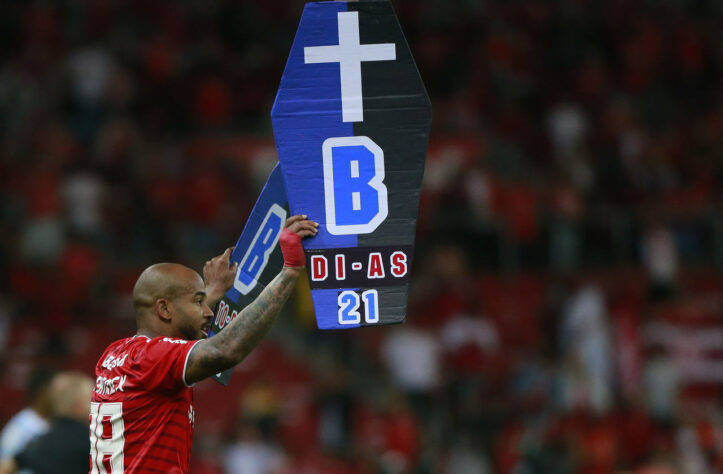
[271,0,431,329]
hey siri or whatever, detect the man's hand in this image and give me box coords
[203,247,238,308]
[281,215,318,269]
[285,214,318,237]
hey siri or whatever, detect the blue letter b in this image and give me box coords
[234,204,286,294]
[323,136,388,235]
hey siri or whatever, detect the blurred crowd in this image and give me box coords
[0,0,721,473]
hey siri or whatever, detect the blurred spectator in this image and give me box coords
[445,433,492,474]
[1,372,94,474]
[67,45,116,141]
[223,419,284,474]
[380,323,441,404]
[379,392,420,473]
[316,354,353,455]
[641,223,679,301]
[547,102,589,160]
[0,367,56,473]
[558,285,613,414]
[440,309,499,376]
[19,218,64,266]
[643,347,680,423]
[675,423,711,474]
[61,169,106,238]
[239,378,282,441]
[546,101,593,195]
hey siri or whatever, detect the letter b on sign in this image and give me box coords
[234,204,286,295]
[323,136,388,235]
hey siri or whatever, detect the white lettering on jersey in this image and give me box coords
[188,405,195,427]
[162,338,188,344]
[101,353,128,370]
[95,375,127,396]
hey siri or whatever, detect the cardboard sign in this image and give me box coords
[208,164,288,384]
[271,1,431,329]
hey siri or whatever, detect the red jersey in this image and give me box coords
[89,335,200,473]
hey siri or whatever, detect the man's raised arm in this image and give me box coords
[184,215,316,385]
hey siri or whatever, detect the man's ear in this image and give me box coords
[155,298,172,322]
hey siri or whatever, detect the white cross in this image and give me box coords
[304,11,396,123]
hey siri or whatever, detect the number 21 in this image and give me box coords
[338,289,379,324]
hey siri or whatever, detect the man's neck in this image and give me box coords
[135,325,178,339]
[134,328,160,339]
[29,403,51,420]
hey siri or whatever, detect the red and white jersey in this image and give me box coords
[90,335,200,473]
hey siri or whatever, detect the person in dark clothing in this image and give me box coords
[0,367,57,467]
[0,372,93,474]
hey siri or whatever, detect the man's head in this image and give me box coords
[132,263,214,340]
[48,371,93,422]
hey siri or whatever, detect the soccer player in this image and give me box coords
[89,215,317,473]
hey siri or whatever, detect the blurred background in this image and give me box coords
[0,0,721,473]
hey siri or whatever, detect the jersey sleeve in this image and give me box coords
[134,337,200,392]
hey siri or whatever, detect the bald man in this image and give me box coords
[89,215,317,473]
[1,372,94,474]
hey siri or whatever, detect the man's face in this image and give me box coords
[168,273,214,340]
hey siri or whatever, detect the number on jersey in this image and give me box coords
[89,402,125,473]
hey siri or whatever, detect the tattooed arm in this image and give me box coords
[184,215,317,385]
[184,266,302,384]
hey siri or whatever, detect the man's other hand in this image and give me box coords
[285,214,318,238]
[280,215,318,269]
[203,247,238,306]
